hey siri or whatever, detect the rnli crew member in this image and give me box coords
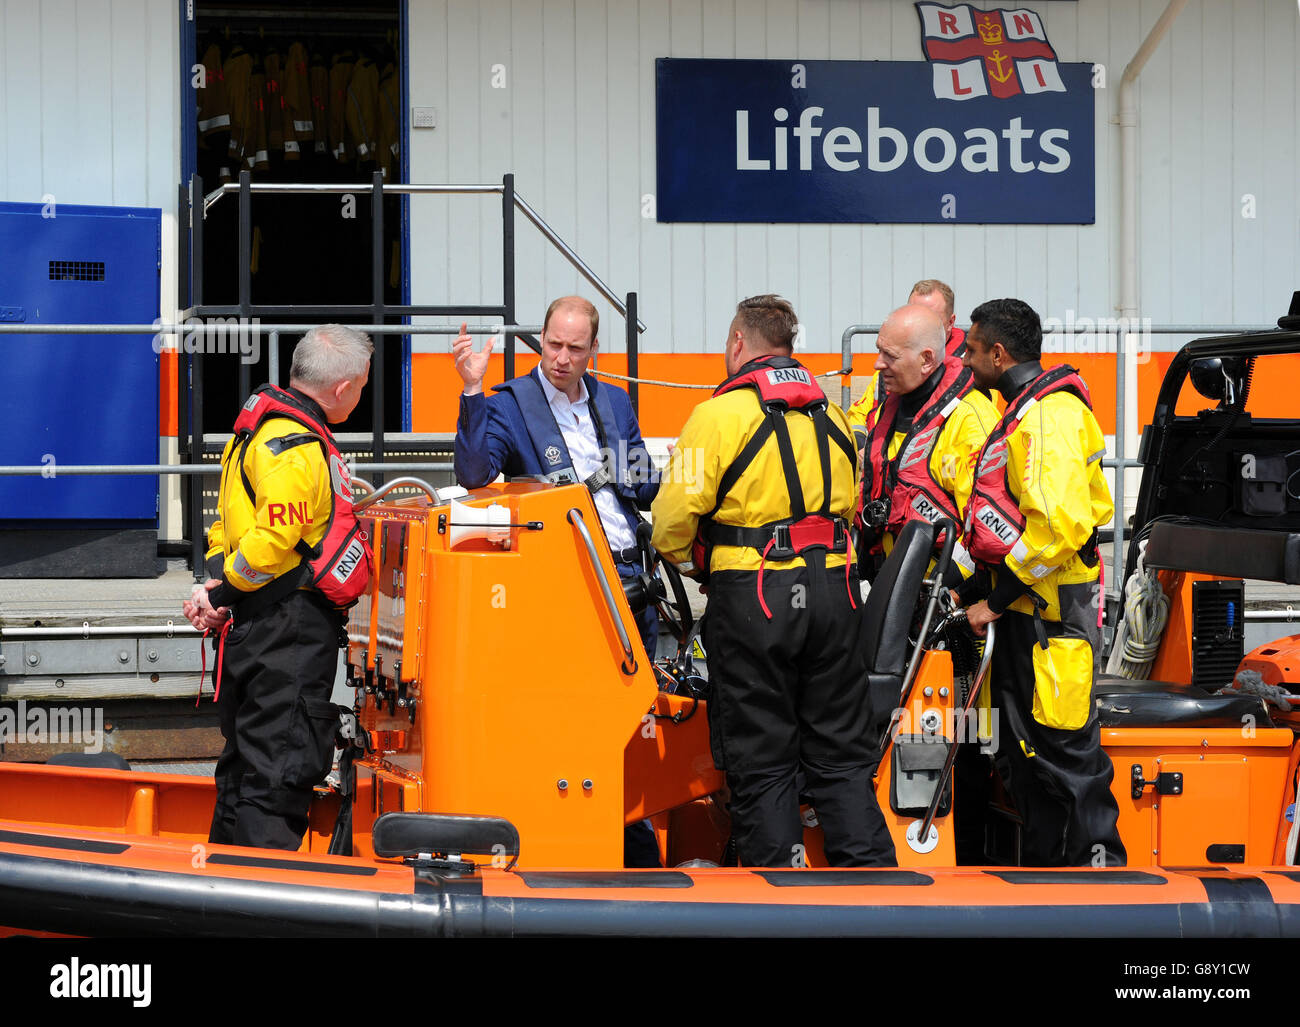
[855,302,996,584]
[847,278,969,445]
[958,299,1125,867]
[183,324,373,851]
[453,296,660,658]
[652,294,896,868]
[454,296,661,869]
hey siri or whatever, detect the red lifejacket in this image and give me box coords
[689,355,857,614]
[857,357,975,554]
[229,384,373,609]
[963,365,1093,567]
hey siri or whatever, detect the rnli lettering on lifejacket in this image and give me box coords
[332,536,368,585]
[911,493,944,524]
[977,505,1018,545]
[765,366,813,388]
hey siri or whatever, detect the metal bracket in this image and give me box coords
[1131,764,1183,800]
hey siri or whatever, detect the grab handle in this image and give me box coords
[567,508,637,676]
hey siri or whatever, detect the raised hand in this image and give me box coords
[452,322,496,396]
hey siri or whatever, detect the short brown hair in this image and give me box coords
[543,296,599,345]
[910,279,955,320]
[734,294,798,351]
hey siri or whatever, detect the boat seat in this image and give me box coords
[861,520,936,747]
[1095,676,1274,729]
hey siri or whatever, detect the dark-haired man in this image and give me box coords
[958,298,1125,867]
[652,295,895,868]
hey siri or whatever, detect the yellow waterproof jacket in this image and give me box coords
[283,42,315,145]
[346,56,380,163]
[652,384,857,576]
[993,390,1113,621]
[846,372,883,448]
[197,43,231,140]
[206,418,334,601]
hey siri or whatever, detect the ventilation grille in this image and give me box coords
[1191,579,1245,692]
[49,260,105,282]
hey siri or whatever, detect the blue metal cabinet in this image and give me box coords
[0,202,161,521]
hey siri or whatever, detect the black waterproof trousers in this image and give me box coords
[702,564,896,868]
[208,591,343,850]
[990,609,1126,866]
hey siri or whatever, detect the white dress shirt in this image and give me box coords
[536,371,638,555]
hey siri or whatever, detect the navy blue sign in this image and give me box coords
[655,59,1095,224]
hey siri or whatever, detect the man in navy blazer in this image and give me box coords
[455,296,663,869]
[453,296,660,654]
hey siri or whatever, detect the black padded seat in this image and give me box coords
[861,520,936,746]
[1095,677,1274,729]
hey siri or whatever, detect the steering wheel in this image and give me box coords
[632,522,696,652]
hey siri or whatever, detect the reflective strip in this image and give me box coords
[1087,448,1105,465]
[1017,396,1039,419]
[939,395,961,418]
[293,119,313,132]
[1028,562,1052,579]
[356,142,370,156]
[232,550,274,585]
[284,141,300,153]
[198,114,231,131]
[1010,538,1032,565]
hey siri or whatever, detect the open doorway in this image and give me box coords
[188,0,406,434]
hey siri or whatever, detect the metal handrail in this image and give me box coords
[352,477,441,511]
[513,193,646,334]
[203,181,505,217]
[198,179,646,334]
[566,507,637,676]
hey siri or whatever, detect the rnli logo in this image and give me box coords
[976,506,1018,545]
[545,445,562,466]
[765,367,812,387]
[910,493,943,523]
[331,537,367,583]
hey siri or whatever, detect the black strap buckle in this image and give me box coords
[768,522,795,561]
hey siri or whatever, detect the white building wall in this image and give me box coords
[407,0,1300,357]
[0,0,180,216]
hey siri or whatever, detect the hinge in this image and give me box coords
[1131,763,1183,800]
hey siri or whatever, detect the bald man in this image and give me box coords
[855,303,997,583]
[847,278,968,444]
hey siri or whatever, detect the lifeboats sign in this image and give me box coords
[655,8,1095,224]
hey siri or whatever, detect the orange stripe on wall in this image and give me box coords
[411,351,1188,439]
[160,349,178,437]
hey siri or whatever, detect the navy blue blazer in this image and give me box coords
[454,369,659,543]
